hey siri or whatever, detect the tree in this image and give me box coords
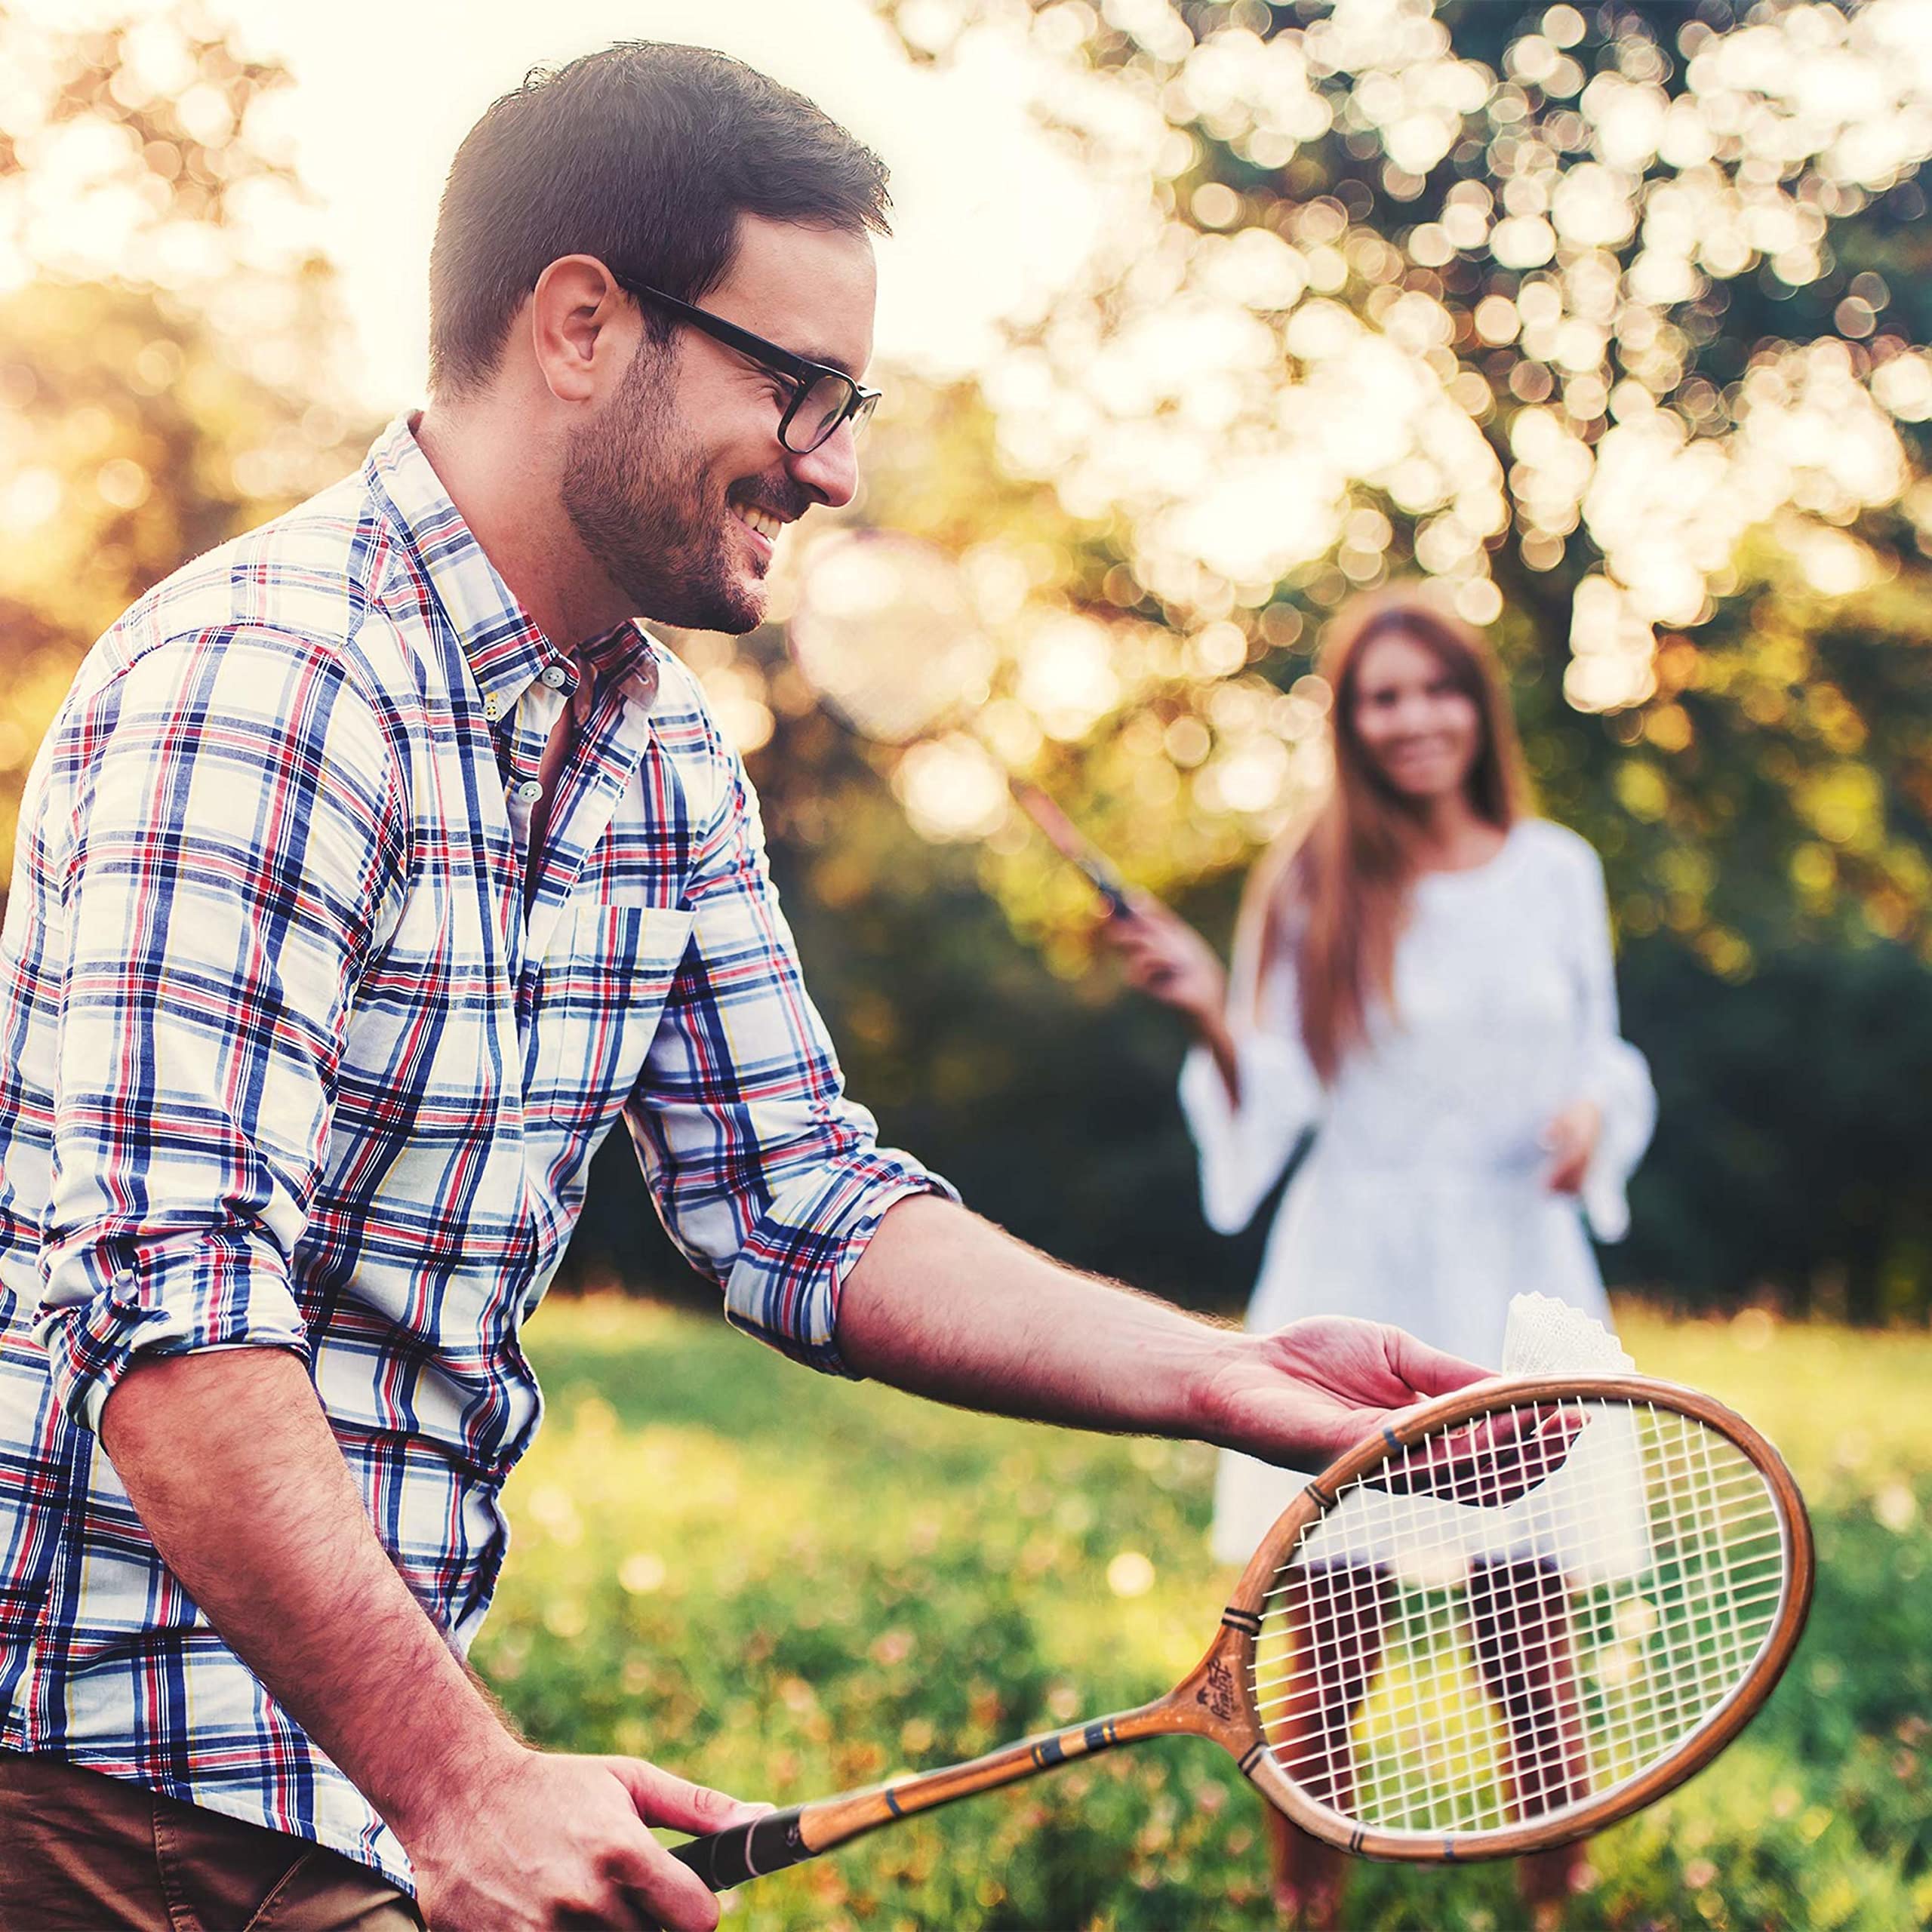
[841,0,1932,971]
[0,11,374,860]
[757,0,1932,1318]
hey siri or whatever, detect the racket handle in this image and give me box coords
[1008,780,1135,920]
[668,1806,811,1890]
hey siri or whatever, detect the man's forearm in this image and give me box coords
[99,1348,522,1849]
[835,1195,1237,1440]
[835,1196,1490,1471]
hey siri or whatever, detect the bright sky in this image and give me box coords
[198,0,1101,412]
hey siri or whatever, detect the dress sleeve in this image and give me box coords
[1564,840,1656,1243]
[1177,923,1325,1237]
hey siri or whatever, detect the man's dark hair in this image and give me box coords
[428,43,891,396]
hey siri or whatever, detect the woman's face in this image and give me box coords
[1349,629,1484,801]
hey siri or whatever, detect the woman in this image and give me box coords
[1106,587,1654,1930]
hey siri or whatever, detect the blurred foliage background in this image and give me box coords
[2,0,1930,1323]
[5,8,1928,1927]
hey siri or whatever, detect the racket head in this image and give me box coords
[1206,1374,1814,1863]
[787,530,996,745]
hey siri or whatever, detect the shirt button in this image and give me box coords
[483,694,501,721]
[540,665,568,689]
[517,780,543,803]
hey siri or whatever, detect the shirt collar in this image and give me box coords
[579,620,663,712]
[364,412,661,721]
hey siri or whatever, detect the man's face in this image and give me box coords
[561,215,877,634]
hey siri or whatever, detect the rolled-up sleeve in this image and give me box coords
[36,627,408,1431]
[626,741,954,1375]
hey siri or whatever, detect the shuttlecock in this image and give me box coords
[1497,1294,1648,1586]
[1501,1292,1635,1378]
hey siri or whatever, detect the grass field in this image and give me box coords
[474,1296,1932,1931]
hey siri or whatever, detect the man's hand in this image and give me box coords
[839,1201,1491,1471]
[407,1751,762,1932]
[1196,1315,1491,1466]
[100,1351,769,1932]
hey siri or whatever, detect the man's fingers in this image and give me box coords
[1383,1325,1492,1399]
[604,1755,771,1835]
[598,1761,770,1930]
[1386,1406,1583,1505]
[601,1829,722,1932]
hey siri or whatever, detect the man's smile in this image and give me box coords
[734,503,785,542]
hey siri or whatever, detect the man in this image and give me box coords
[0,43,1482,1932]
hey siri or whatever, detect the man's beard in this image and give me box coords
[559,340,764,635]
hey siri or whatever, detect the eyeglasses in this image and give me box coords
[610,273,881,456]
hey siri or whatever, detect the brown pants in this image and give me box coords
[0,1751,422,1932]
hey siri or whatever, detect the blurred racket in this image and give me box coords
[786,529,1134,918]
[671,1374,1811,1889]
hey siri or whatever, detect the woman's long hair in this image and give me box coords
[1238,587,1527,1084]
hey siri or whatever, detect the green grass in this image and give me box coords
[473,1297,1932,1930]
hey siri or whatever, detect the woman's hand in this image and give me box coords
[1541,1100,1602,1195]
[1100,896,1229,1029]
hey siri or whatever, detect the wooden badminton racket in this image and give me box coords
[669,1374,1811,1888]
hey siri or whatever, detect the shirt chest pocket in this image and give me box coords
[534,903,697,1130]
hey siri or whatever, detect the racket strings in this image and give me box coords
[1263,1410,1783,1828]
[1247,1398,1790,1838]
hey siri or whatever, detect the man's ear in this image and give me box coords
[528,255,637,405]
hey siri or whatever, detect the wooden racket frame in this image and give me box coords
[669,1374,1813,1890]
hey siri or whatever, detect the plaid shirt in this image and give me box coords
[0,414,949,1887]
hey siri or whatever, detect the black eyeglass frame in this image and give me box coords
[609,272,881,455]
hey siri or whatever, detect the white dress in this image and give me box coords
[1180,818,1657,1566]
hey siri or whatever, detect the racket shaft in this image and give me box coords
[669,1699,1168,1890]
[1010,782,1133,917]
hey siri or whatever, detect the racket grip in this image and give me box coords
[669,1806,811,1890]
